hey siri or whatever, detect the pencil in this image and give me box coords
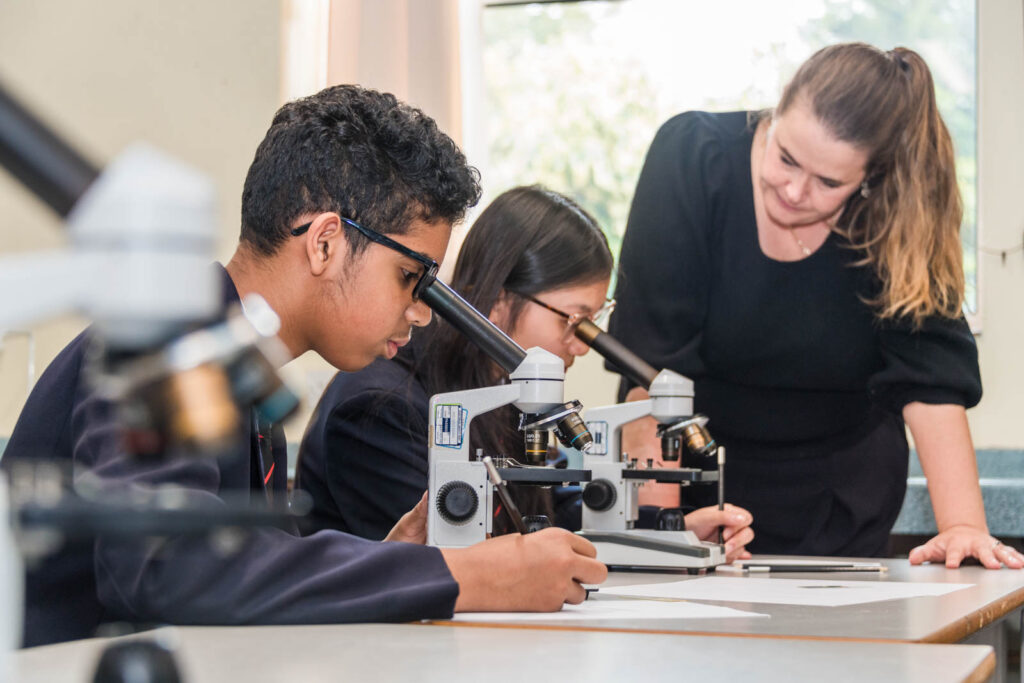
[717,446,725,546]
[718,564,888,574]
[482,456,529,535]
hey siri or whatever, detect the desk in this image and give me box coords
[12,623,996,683]
[438,557,1024,643]
[437,557,1024,682]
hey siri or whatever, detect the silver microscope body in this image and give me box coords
[573,320,725,570]
[428,348,554,546]
[415,278,594,549]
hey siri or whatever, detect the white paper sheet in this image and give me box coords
[600,577,972,607]
[451,599,768,622]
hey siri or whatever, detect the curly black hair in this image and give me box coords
[240,84,481,255]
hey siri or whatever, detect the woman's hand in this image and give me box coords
[904,403,1022,570]
[908,524,1024,569]
[383,491,429,544]
[683,504,754,562]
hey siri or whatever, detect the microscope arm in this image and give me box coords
[582,399,654,465]
[0,250,88,332]
[428,384,521,463]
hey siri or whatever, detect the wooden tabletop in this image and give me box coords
[13,623,996,683]
[436,556,1024,644]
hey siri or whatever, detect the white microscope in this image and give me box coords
[573,319,726,570]
[417,280,593,547]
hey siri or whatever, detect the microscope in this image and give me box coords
[572,319,726,570]
[418,280,594,547]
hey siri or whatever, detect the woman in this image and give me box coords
[610,43,1023,568]
[296,185,753,558]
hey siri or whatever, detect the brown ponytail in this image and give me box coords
[777,43,964,327]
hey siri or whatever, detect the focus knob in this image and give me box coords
[582,478,617,512]
[93,640,181,683]
[655,507,686,531]
[522,515,552,533]
[436,481,478,524]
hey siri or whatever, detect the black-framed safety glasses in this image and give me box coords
[291,216,439,300]
[520,293,616,344]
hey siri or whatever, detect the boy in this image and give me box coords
[3,85,606,647]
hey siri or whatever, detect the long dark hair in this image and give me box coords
[410,185,613,531]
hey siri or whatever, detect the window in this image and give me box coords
[476,0,978,311]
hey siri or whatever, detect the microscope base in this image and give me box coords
[577,529,724,570]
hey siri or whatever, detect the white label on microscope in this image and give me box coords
[435,403,468,448]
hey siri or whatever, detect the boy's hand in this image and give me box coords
[383,491,429,544]
[441,528,608,612]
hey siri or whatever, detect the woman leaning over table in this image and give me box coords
[608,42,1024,569]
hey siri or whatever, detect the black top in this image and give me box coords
[296,350,586,541]
[1,265,458,647]
[609,110,981,439]
[296,354,430,540]
[606,111,981,556]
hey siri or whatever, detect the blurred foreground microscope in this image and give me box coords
[0,81,303,679]
[573,319,726,570]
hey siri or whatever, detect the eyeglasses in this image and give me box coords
[291,216,439,300]
[520,293,616,344]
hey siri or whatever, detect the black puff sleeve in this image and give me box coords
[869,313,981,410]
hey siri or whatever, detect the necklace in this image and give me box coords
[790,229,811,257]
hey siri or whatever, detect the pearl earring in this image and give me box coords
[860,181,870,199]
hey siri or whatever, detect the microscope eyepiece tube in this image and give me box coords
[0,82,100,218]
[574,320,658,389]
[418,278,526,374]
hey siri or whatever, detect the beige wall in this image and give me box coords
[968,0,1024,448]
[0,0,282,436]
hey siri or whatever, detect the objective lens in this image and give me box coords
[683,424,717,458]
[553,411,594,453]
[524,429,549,465]
[661,433,683,461]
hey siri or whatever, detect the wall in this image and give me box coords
[970,0,1024,448]
[0,0,282,435]
[277,0,465,440]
